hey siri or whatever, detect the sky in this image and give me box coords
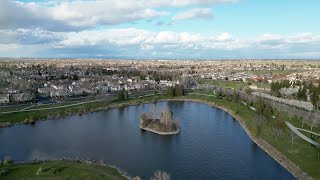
[0,0,319,59]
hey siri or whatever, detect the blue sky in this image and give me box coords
[0,0,319,59]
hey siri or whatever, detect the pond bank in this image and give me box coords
[139,125,180,135]
[0,160,130,179]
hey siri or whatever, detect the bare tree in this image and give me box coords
[150,104,158,121]
[307,113,319,131]
[150,170,171,180]
[160,107,173,126]
[272,126,283,141]
[298,110,309,127]
[272,112,286,140]
[254,115,266,136]
[285,106,295,121]
[289,130,298,147]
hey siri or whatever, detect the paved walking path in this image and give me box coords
[286,121,320,147]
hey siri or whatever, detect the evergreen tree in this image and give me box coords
[297,86,302,99]
[117,91,125,101]
[174,85,184,96]
[311,87,319,106]
[167,86,175,97]
[255,98,264,115]
[301,85,308,101]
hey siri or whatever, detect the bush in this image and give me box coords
[117,91,125,101]
[167,87,174,97]
[23,116,36,124]
[0,169,9,176]
[36,166,44,175]
[2,159,13,165]
[174,85,184,96]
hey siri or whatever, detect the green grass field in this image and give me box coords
[0,95,158,124]
[198,79,270,90]
[0,160,128,179]
[238,69,298,75]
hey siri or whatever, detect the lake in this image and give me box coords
[0,101,294,179]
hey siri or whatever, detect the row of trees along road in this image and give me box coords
[270,80,320,108]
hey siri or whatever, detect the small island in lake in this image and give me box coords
[140,105,180,135]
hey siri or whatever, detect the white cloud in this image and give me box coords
[0,0,235,31]
[172,8,213,21]
[1,27,320,58]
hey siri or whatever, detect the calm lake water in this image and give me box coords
[0,101,295,179]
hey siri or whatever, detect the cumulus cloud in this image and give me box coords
[0,0,234,31]
[1,27,320,58]
[172,8,213,21]
[0,29,64,45]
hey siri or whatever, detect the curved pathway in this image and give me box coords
[285,121,320,147]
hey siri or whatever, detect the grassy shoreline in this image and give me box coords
[0,93,319,179]
[0,160,129,179]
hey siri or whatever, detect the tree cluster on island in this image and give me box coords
[140,105,180,134]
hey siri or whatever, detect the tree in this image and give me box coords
[174,85,184,96]
[150,104,158,121]
[140,113,148,127]
[124,91,129,99]
[289,130,298,147]
[254,98,264,115]
[153,89,158,97]
[167,87,174,97]
[283,106,294,121]
[300,84,308,101]
[272,113,286,141]
[2,156,13,165]
[310,87,319,106]
[232,91,238,102]
[160,107,173,126]
[306,113,319,131]
[254,115,266,136]
[296,110,308,127]
[71,74,79,80]
[263,102,273,119]
[117,91,125,101]
[150,170,171,180]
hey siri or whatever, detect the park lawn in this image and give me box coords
[0,100,112,124]
[0,160,128,180]
[198,79,271,90]
[0,95,158,124]
[198,79,249,89]
[239,69,298,75]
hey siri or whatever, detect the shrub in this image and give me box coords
[36,166,44,175]
[3,159,13,165]
[150,170,171,180]
[117,91,125,101]
[0,169,9,176]
[167,87,174,97]
[48,168,59,175]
